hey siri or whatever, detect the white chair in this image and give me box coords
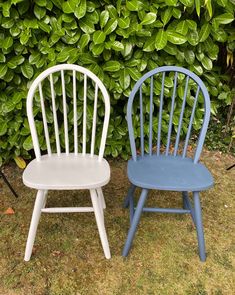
[23,64,111,261]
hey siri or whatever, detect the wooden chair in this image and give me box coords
[123,66,214,261]
[23,64,111,261]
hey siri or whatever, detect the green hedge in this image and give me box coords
[0,0,234,165]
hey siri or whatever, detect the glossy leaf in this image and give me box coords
[93,31,106,45]
[167,31,187,44]
[155,30,168,50]
[141,12,156,25]
[103,61,121,72]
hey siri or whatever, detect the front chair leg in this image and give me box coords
[123,184,136,208]
[90,189,111,259]
[122,188,148,257]
[193,191,206,262]
[24,190,46,261]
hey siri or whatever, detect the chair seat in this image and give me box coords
[23,153,110,190]
[128,155,213,191]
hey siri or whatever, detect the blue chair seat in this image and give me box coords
[128,155,213,191]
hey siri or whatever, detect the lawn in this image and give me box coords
[0,150,234,295]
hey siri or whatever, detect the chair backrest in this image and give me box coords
[127,66,210,163]
[27,64,110,162]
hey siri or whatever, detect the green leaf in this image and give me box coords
[2,37,13,50]
[143,35,155,52]
[34,5,46,19]
[21,62,34,79]
[104,19,118,35]
[78,34,90,50]
[161,8,173,26]
[0,64,8,79]
[20,30,30,45]
[100,10,109,29]
[0,122,7,136]
[92,44,105,56]
[179,0,194,6]
[23,136,33,151]
[126,0,140,11]
[187,30,199,46]
[172,8,181,19]
[213,13,234,27]
[111,41,124,51]
[128,67,142,81]
[93,31,106,45]
[7,56,25,69]
[0,53,6,63]
[201,56,213,70]
[176,20,188,35]
[62,0,77,14]
[186,20,197,31]
[38,21,51,33]
[103,61,121,72]
[199,23,211,42]
[185,50,195,64]
[165,0,178,5]
[75,0,86,20]
[155,30,168,50]
[195,0,201,17]
[205,0,212,19]
[79,19,95,34]
[118,17,130,29]
[167,31,187,44]
[190,64,203,76]
[141,12,156,26]
[29,52,41,64]
[57,48,79,62]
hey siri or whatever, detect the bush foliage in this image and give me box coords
[0,0,234,164]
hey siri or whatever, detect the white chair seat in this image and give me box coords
[23,153,110,190]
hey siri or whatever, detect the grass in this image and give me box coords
[0,150,234,295]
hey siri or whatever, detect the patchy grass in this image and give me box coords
[0,150,234,295]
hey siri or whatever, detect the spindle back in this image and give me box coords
[127,66,210,163]
[27,64,110,161]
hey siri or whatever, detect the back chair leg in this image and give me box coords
[122,188,148,257]
[123,184,136,208]
[90,189,111,259]
[24,190,46,261]
[96,187,106,209]
[193,191,206,262]
[42,190,48,209]
[182,191,188,209]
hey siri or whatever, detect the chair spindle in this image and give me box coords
[61,70,69,155]
[174,76,189,156]
[139,86,144,157]
[149,76,153,155]
[166,72,178,156]
[39,83,51,155]
[90,83,98,156]
[82,74,87,155]
[183,85,200,158]
[73,70,78,155]
[49,74,61,155]
[157,72,165,156]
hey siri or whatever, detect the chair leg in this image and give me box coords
[123,184,136,208]
[96,187,106,209]
[42,190,48,209]
[122,188,148,257]
[182,191,188,209]
[90,189,111,259]
[24,190,46,261]
[193,191,206,262]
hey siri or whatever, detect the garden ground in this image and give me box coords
[0,150,234,295]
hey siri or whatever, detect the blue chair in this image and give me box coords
[122,66,214,261]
